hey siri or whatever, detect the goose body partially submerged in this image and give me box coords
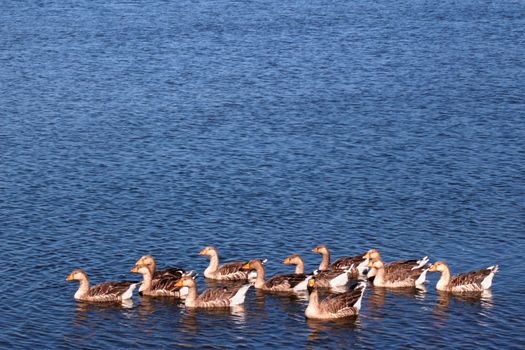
[199,246,253,281]
[368,258,428,288]
[305,279,367,319]
[135,255,186,281]
[66,269,138,302]
[130,264,192,298]
[283,254,350,288]
[364,249,429,283]
[312,245,368,277]
[242,259,310,292]
[174,276,251,308]
[428,261,498,293]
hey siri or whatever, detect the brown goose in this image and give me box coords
[364,248,429,280]
[66,269,138,302]
[199,246,251,281]
[305,279,367,319]
[135,255,186,281]
[312,245,368,277]
[283,254,350,288]
[174,276,251,308]
[130,264,192,297]
[241,259,310,292]
[368,259,428,288]
[428,261,499,293]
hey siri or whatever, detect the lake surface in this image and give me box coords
[1,0,524,348]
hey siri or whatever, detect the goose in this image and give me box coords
[364,248,429,280]
[428,261,498,293]
[173,276,251,308]
[135,255,186,281]
[199,246,253,281]
[305,278,367,319]
[283,254,350,288]
[368,259,428,288]
[130,264,193,297]
[312,245,368,277]
[66,269,138,302]
[241,259,310,292]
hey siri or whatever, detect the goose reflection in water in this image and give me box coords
[366,286,426,319]
[74,300,134,324]
[306,316,361,344]
[135,296,181,321]
[178,304,247,336]
[435,290,494,311]
[432,290,494,329]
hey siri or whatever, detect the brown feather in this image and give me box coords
[383,267,425,284]
[320,288,363,316]
[153,267,185,280]
[195,284,245,308]
[86,282,135,301]
[448,269,493,292]
[264,273,308,291]
[216,262,250,280]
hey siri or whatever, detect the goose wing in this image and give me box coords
[315,269,346,281]
[154,267,185,280]
[320,286,363,315]
[330,254,366,270]
[217,262,249,279]
[265,273,308,289]
[88,281,136,299]
[385,259,419,269]
[383,266,425,283]
[196,285,244,307]
[150,277,183,293]
[450,269,493,287]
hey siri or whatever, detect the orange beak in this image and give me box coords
[282,258,290,264]
[363,252,371,259]
[312,247,320,253]
[130,266,140,273]
[66,273,74,281]
[367,261,375,268]
[428,264,436,272]
[174,279,185,288]
[308,279,316,288]
[241,262,251,270]
[199,248,208,255]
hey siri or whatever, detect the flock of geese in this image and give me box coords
[66,245,499,320]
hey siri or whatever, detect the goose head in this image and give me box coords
[312,245,328,254]
[282,254,303,265]
[364,248,381,260]
[428,261,448,272]
[66,269,88,281]
[173,276,196,290]
[199,246,218,256]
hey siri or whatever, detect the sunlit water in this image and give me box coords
[1,0,524,349]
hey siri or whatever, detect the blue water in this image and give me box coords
[1,0,524,348]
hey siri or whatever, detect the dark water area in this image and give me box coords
[1,0,524,348]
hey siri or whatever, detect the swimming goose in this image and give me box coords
[241,259,310,292]
[428,261,499,293]
[312,245,368,277]
[66,269,138,302]
[283,254,350,288]
[130,264,192,297]
[199,246,252,281]
[305,279,367,319]
[364,249,429,280]
[368,259,428,288]
[135,255,186,281]
[174,276,251,308]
